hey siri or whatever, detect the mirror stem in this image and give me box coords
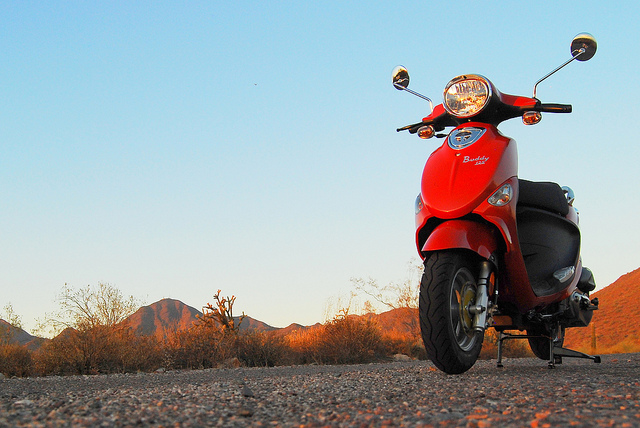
[395,84,434,112]
[533,48,586,99]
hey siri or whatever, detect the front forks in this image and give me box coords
[469,261,492,333]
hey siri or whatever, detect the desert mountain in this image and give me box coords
[365,307,419,336]
[124,298,201,337]
[565,267,640,352]
[123,298,276,338]
[122,299,419,339]
[0,319,45,351]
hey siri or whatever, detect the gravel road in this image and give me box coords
[1,354,639,427]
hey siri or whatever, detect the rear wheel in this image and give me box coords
[420,251,484,374]
[527,325,564,360]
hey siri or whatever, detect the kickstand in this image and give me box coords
[496,330,601,369]
[496,331,537,368]
[497,331,507,368]
[548,344,601,368]
[547,324,601,368]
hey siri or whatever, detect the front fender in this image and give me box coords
[421,220,499,260]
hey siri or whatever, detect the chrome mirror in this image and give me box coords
[391,65,434,112]
[571,33,597,61]
[562,186,575,206]
[533,32,598,98]
[392,65,410,90]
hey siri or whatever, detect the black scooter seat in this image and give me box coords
[518,179,569,216]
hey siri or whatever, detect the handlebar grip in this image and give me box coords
[538,103,572,113]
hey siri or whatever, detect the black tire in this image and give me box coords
[527,326,563,360]
[419,251,484,374]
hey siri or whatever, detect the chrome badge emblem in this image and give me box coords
[448,127,486,150]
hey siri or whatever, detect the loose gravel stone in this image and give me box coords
[1,354,639,426]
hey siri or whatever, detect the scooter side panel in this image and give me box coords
[477,180,580,312]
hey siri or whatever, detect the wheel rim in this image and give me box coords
[449,268,479,352]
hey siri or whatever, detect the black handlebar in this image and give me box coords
[537,103,572,113]
[397,101,573,133]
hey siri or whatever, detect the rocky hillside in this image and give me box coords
[123,298,201,337]
[0,320,45,350]
[565,268,640,353]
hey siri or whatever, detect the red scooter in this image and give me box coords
[393,33,600,374]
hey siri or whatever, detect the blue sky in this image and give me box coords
[2,1,638,332]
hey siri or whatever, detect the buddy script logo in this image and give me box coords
[463,155,489,165]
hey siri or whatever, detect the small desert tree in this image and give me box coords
[54,282,140,331]
[35,283,142,374]
[197,290,246,333]
[166,290,247,369]
[0,303,33,377]
[0,303,23,345]
[350,259,423,310]
[196,290,246,364]
[350,260,424,357]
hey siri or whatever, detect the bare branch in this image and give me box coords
[42,283,141,335]
[197,290,246,334]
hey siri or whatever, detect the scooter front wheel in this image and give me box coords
[420,251,484,374]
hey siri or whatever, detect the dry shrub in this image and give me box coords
[34,330,84,375]
[163,323,238,370]
[237,331,287,367]
[112,328,162,373]
[34,326,162,375]
[285,310,387,365]
[0,344,33,377]
[284,326,324,365]
[319,312,386,364]
[160,289,251,370]
[380,330,426,360]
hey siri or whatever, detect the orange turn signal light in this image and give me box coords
[417,125,435,139]
[522,111,542,125]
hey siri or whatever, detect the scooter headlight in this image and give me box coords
[488,184,512,207]
[415,194,424,214]
[443,75,491,118]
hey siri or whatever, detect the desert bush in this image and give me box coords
[284,326,324,365]
[286,310,388,365]
[34,325,163,375]
[163,323,238,370]
[317,311,386,364]
[380,331,426,360]
[350,259,423,311]
[237,331,288,367]
[162,327,210,370]
[36,283,140,337]
[582,334,640,355]
[111,328,163,373]
[34,330,83,375]
[161,289,249,370]
[0,344,33,377]
[32,282,151,375]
